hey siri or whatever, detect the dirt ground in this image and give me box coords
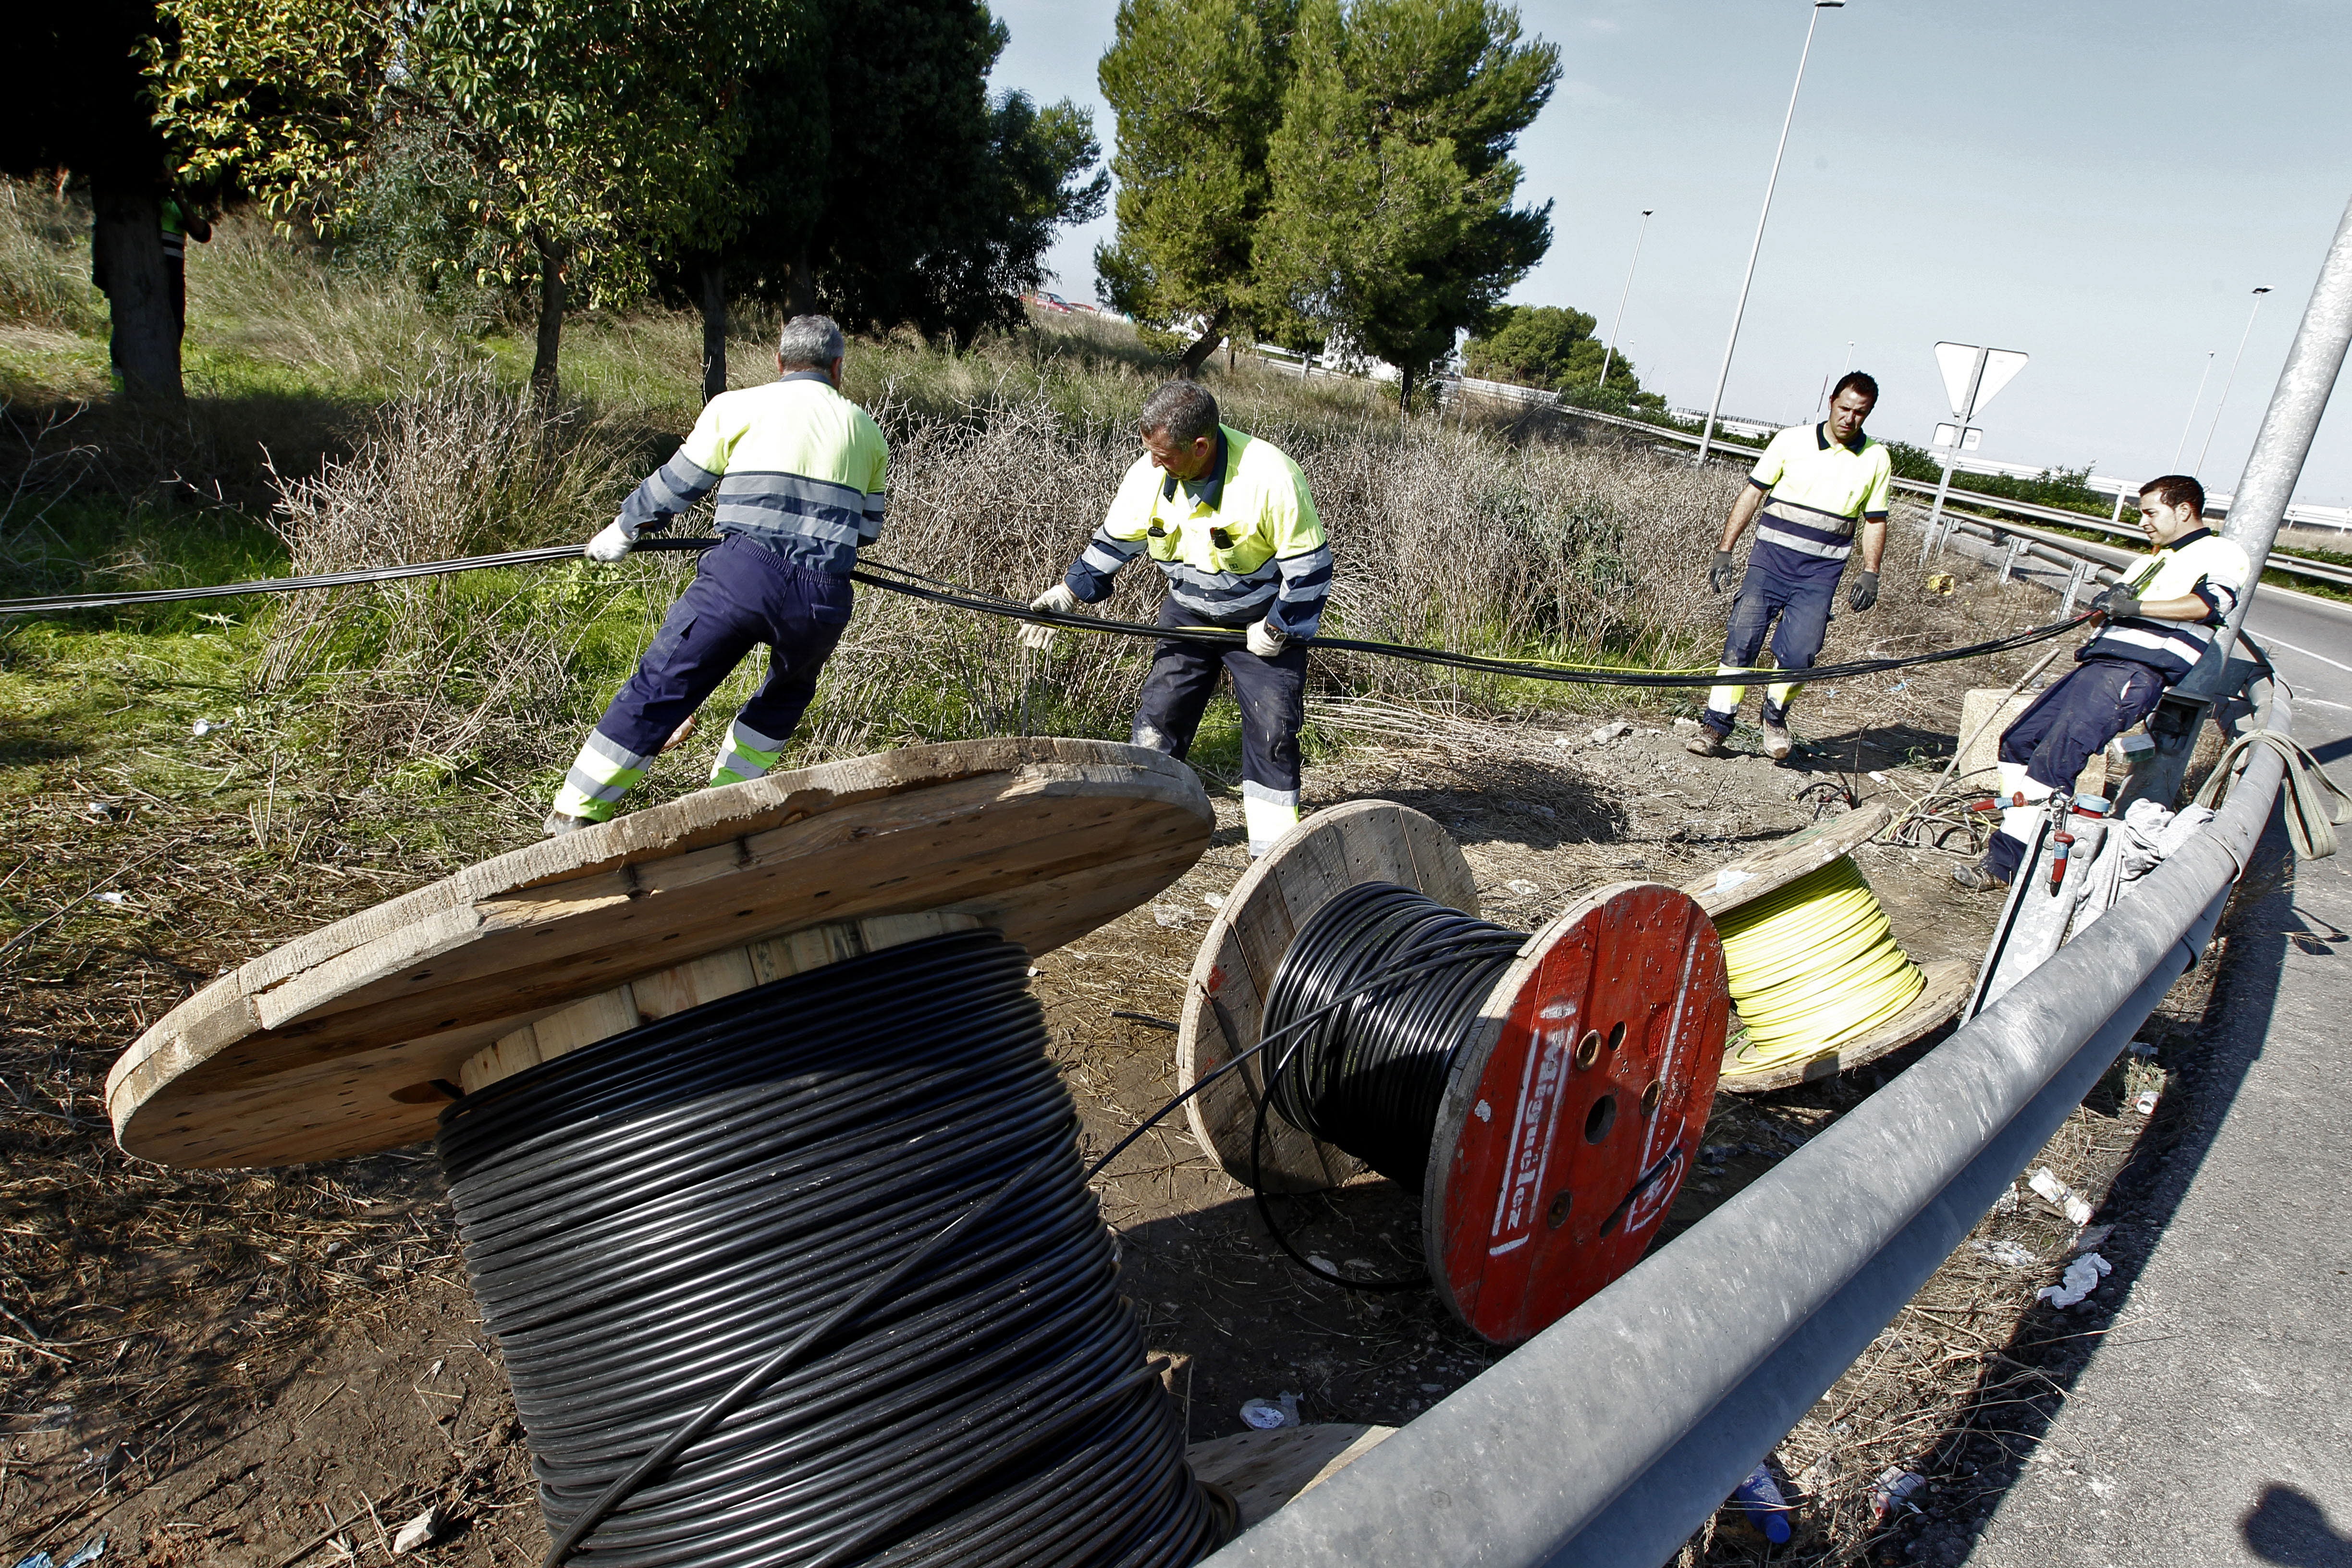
[0,579,2235,1568]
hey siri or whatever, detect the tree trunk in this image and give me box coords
[531,234,567,402]
[1399,362,1416,412]
[1177,307,1231,380]
[784,245,817,319]
[90,179,181,402]
[696,255,727,402]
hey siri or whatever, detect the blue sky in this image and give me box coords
[991,0,2352,504]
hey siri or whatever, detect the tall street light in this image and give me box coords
[2194,285,2274,475]
[1695,0,1844,467]
[2171,349,2215,470]
[1597,209,1653,395]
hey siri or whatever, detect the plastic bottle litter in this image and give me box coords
[1239,1393,1301,1430]
[1871,1469,1925,1521]
[1505,880,1540,897]
[2038,1252,2111,1308]
[1151,904,1189,929]
[1731,1463,1793,1543]
[2133,1089,2159,1115]
[191,718,216,737]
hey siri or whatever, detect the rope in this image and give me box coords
[2193,729,2351,860]
[1714,857,1925,1077]
[0,534,2091,692]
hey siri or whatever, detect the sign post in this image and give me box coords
[1920,342,2029,560]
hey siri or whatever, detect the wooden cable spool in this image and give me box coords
[1176,801,1729,1344]
[1677,802,1970,1094]
[109,737,1214,1167]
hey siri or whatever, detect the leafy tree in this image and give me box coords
[1461,303,1591,386]
[1094,0,1300,375]
[1254,0,1557,408]
[3,1,190,399]
[158,0,793,396]
[680,0,1106,396]
[1462,302,1653,403]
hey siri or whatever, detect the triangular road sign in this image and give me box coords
[1935,343,1981,420]
[1973,349,2030,415]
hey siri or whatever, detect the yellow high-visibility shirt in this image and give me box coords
[617,371,889,574]
[1746,422,1893,567]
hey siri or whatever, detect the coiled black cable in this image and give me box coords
[1250,884,1529,1290]
[438,931,1218,1568]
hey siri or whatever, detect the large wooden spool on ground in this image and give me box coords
[1177,802,1727,1344]
[110,738,1213,1167]
[1678,802,1970,1094]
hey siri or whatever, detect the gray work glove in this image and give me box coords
[1708,549,1738,594]
[2090,585,2141,620]
[1245,618,1290,658]
[1022,583,1081,650]
[585,520,633,563]
[1848,570,1880,612]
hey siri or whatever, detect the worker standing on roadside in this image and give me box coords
[1956,475,2249,892]
[1024,381,1332,858]
[544,315,886,834]
[1688,372,1892,761]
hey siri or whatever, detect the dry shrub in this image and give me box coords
[257,361,643,767]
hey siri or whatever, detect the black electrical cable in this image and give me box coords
[1251,883,1531,1292]
[0,533,2091,692]
[437,930,1219,1568]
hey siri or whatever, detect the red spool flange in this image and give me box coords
[1422,882,1727,1344]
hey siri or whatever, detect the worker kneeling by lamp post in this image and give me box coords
[1955,474,2249,892]
[1026,380,1332,858]
[544,315,887,834]
[1690,372,1892,761]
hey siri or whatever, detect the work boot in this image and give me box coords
[1952,859,2006,894]
[542,810,595,838]
[1685,727,1728,758]
[1761,722,1794,760]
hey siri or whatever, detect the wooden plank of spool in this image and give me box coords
[1717,956,1972,1094]
[1177,801,1479,1194]
[1185,1423,1396,1530]
[109,738,1212,1168]
[458,911,985,1095]
[1424,882,1728,1345]
[1679,800,1892,917]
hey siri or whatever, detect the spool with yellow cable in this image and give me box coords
[1680,802,1972,1094]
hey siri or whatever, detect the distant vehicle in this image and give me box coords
[1021,292,1074,313]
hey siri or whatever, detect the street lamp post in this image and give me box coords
[1597,209,1653,396]
[1695,0,1844,468]
[2171,350,2215,471]
[2194,285,2274,475]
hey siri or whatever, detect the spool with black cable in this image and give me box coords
[1176,801,1730,1344]
[109,738,1232,1568]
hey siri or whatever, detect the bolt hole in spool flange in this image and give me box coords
[1177,801,1727,1345]
[105,739,1233,1568]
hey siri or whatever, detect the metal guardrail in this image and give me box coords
[1467,390,2352,593]
[1204,685,2294,1568]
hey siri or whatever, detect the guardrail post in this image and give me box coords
[1999,537,2028,584]
[2060,559,2088,617]
[2129,189,2352,810]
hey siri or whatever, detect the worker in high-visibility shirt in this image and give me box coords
[1689,372,1892,761]
[1957,474,2250,891]
[545,315,886,834]
[1024,380,1332,858]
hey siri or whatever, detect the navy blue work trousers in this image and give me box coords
[1712,548,1841,729]
[595,534,852,756]
[1984,657,2165,881]
[1131,599,1308,794]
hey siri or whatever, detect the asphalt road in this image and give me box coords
[1917,523,2352,1565]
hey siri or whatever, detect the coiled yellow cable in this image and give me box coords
[1715,855,1925,1075]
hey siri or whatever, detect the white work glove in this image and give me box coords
[584,520,634,563]
[1022,583,1082,650]
[1246,618,1290,658]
